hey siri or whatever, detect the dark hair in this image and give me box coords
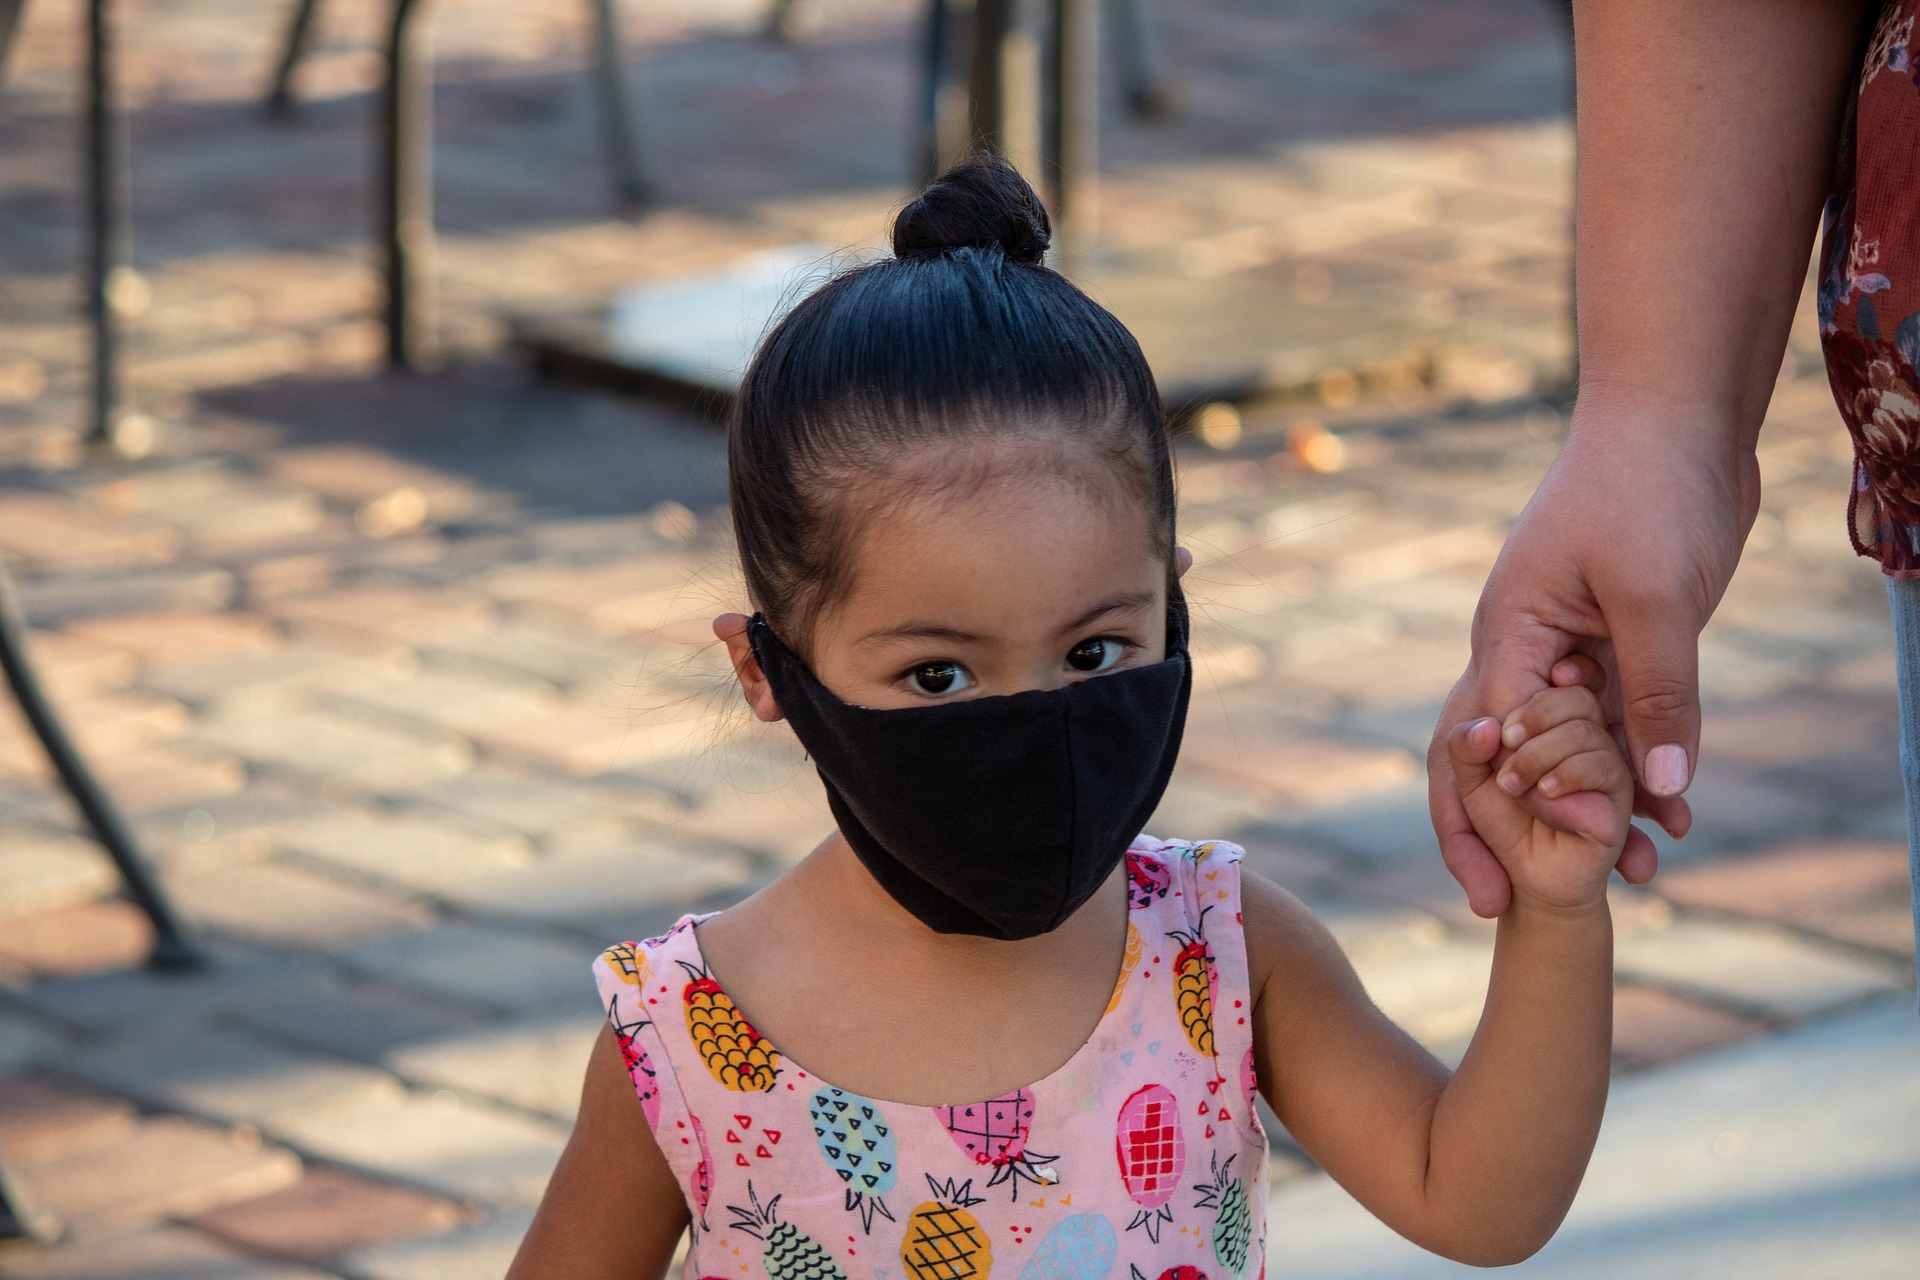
[729,155,1174,648]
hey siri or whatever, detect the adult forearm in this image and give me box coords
[1572,0,1868,442]
[1416,900,1613,1265]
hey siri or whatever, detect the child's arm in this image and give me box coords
[1247,679,1627,1265]
[507,1026,692,1280]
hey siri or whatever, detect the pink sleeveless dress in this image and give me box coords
[592,836,1269,1280]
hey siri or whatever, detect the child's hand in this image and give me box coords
[1446,674,1632,914]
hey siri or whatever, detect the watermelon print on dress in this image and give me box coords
[938,1088,1059,1198]
[1130,1267,1208,1280]
[809,1086,898,1232]
[1115,1084,1185,1242]
[1126,852,1171,909]
[590,837,1268,1280]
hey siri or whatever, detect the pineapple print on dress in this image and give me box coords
[1191,1152,1252,1275]
[729,1183,850,1280]
[936,1089,1058,1199]
[680,959,781,1091]
[1114,1084,1184,1242]
[1016,1213,1117,1280]
[601,944,663,1127]
[1168,909,1218,1059]
[808,1087,897,1232]
[901,1175,993,1280]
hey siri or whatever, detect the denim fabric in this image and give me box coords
[1884,576,1920,999]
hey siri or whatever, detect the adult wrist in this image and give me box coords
[1555,391,1764,519]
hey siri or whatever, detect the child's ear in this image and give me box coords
[712,613,785,723]
[1174,546,1193,579]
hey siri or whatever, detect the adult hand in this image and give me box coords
[1428,408,1759,917]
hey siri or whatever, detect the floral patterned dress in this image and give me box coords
[592,837,1269,1280]
[1820,1,1920,574]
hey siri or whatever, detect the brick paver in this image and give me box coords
[0,0,1912,1275]
[185,1167,471,1266]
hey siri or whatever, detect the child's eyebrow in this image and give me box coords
[857,592,1157,649]
[856,622,984,647]
[1056,591,1157,635]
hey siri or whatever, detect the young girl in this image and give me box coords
[509,157,1631,1277]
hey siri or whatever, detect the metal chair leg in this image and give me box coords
[0,554,205,972]
[0,0,27,90]
[378,0,433,370]
[0,1156,59,1245]
[1047,0,1097,263]
[966,0,1043,181]
[265,0,321,118]
[83,0,128,446]
[762,0,801,41]
[585,0,648,209]
[1106,0,1171,118]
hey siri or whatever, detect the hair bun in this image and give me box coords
[892,154,1052,267]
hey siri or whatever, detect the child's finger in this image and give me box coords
[1447,716,1503,792]
[1493,719,1619,797]
[1550,653,1607,694]
[1500,685,1607,751]
[1533,746,1632,802]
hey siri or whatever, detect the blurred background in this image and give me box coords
[0,0,1913,1276]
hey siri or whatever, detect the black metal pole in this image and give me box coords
[378,0,432,370]
[265,0,322,118]
[585,0,648,209]
[0,555,205,970]
[83,0,125,446]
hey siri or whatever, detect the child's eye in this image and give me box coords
[1065,637,1125,673]
[906,662,971,696]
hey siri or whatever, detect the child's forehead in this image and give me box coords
[828,473,1165,633]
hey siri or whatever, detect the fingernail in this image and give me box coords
[1502,722,1526,749]
[1497,770,1523,796]
[1538,775,1560,796]
[1645,744,1690,796]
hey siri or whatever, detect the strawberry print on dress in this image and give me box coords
[592,837,1269,1280]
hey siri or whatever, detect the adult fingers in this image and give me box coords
[1616,825,1659,883]
[1608,597,1703,799]
[1632,787,1693,840]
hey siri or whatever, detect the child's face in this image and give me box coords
[719,463,1185,717]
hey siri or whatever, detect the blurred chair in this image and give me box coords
[264,0,650,370]
[0,5,202,970]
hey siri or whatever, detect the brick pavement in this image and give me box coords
[0,0,1914,1275]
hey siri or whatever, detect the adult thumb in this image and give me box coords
[1610,603,1702,798]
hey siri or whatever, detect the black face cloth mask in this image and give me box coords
[747,590,1191,940]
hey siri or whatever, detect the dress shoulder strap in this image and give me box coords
[1127,836,1264,1141]
[593,917,721,1233]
